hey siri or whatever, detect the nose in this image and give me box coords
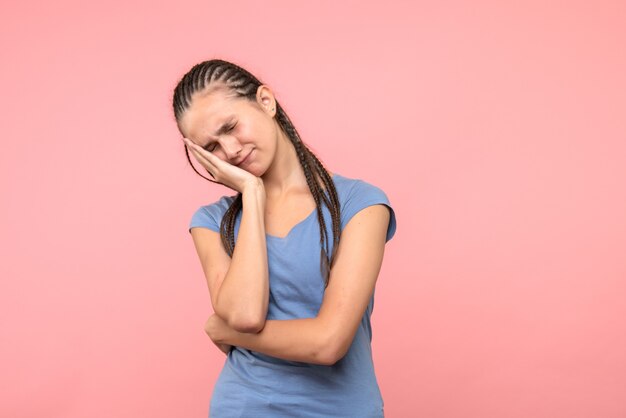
[220,136,243,160]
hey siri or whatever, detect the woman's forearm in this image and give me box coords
[214,180,269,332]
[210,316,335,366]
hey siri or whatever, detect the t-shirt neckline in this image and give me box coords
[265,172,338,240]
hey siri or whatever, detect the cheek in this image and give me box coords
[247,114,275,143]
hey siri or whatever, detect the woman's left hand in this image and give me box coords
[204,314,233,355]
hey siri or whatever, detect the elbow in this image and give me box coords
[214,296,266,334]
[314,352,338,366]
[228,315,265,334]
[309,317,353,366]
[317,348,348,366]
[313,336,349,366]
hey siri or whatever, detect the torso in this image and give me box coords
[205,171,386,417]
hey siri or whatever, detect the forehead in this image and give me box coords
[179,89,246,139]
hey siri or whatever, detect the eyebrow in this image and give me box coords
[203,116,235,148]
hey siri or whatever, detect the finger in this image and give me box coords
[188,146,217,175]
[182,137,199,152]
[184,145,219,171]
[184,138,213,158]
[184,139,225,167]
[185,141,222,171]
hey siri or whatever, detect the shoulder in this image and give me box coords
[333,173,390,201]
[188,193,238,233]
[332,173,397,242]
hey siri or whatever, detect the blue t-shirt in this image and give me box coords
[189,173,397,418]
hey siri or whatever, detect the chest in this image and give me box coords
[233,193,338,318]
[264,194,317,239]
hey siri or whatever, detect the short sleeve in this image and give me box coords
[188,195,236,234]
[340,180,397,242]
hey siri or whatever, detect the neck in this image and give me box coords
[261,129,310,198]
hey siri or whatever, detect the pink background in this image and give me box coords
[2,1,625,417]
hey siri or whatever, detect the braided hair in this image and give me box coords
[172,59,341,287]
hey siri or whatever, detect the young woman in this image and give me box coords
[172,59,397,417]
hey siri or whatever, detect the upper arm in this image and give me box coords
[316,203,392,364]
[190,227,232,311]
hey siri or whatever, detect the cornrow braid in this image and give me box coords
[172,59,342,287]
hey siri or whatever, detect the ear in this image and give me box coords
[256,85,276,116]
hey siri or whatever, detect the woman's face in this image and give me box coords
[179,85,278,176]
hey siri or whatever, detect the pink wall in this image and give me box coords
[2,1,625,417]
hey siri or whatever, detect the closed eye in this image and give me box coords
[203,121,237,152]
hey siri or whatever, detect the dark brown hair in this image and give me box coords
[172,59,340,287]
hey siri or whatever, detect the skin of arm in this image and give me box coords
[204,204,391,366]
[193,179,269,333]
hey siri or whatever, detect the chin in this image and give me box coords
[241,165,259,176]
[250,166,268,178]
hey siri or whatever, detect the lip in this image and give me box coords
[236,149,253,167]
